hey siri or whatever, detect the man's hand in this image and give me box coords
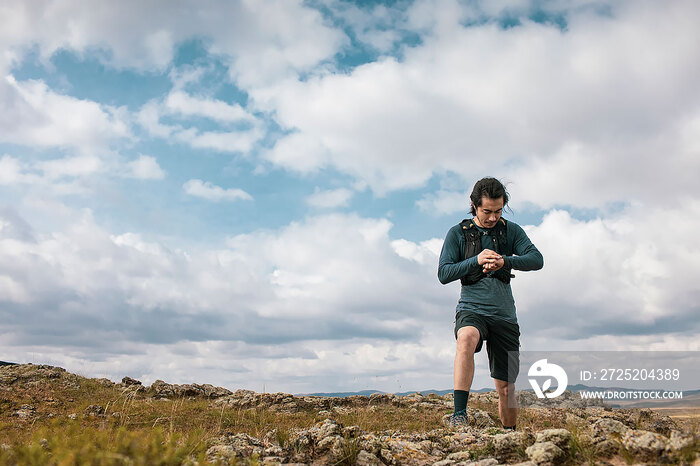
[483,255,504,273]
[477,249,503,273]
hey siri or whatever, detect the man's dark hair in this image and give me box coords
[469,177,509,215]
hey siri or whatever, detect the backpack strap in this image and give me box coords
[458,219,481,261]
[459,218,514,285]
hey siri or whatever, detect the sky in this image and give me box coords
[0,0,699,394]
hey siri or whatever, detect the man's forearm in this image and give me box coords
[505,248,543,271]
[438,256,479,284]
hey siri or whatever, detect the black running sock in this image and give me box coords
[454,390,469,413]
[502,424,516,431]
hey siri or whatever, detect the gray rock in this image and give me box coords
[369,393,398,406]
[150,379,176,398]
[343,425,362,438]
[176,384,202,397]
[379,448,395,465]
[84,405,105,416]
[666,430,695,452]
[355,450,383,466]
[593,439,619,458]
[0,364,65,387]
[205,444,235,463]
[121,376,141,385]
[200,383,232,398]
[525,441,566,465]
[288,430,313,463]
[205,432,267,462]
[260,456,283,465]
[468,460,500,466]
[316,418,342,439]
[357,434,385,456]
[316,434,342,453]
[621,429,668,462]
[432,460,455,466]
[440,457,499,466]
[383,437,440,464]
[446,451,474,461]
[470,408,497,428]
[94,377,114,386]
[591,418,629,438]
[263,429,281,447]
[149,379,231,400]
[14,404,37,419]
[493,431,534,462]
[263,445,283,457]
[648,414,678,436]
[534,428,571,452]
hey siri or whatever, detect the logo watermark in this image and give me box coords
[509,351,699,408]
[579,390,683,400]
[528,359,568,398]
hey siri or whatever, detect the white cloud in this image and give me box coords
[36,154,102,179]
[0,154,100,196]
[416,190,468,215]
[0,152,163,194]
[0,274,30,304]
[1,76,130,151]
[390,238,442,266]
[165,91,256,124]
[0,208,453,390]
[138,90,264,154]
[305,187,354,208]
[0,0,345,86]
[0,155,32,185]
[514,203,700,341]
[1,202,698,392]
[176,128,263,154]
[0,0,342,160]
[183,179,253,202]
[258,0,700,204]
[320,0,407,53]
[136,100,176,138]
[126,155,165,180]
[1,0,699,394]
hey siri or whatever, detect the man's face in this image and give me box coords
[474,196,504,228]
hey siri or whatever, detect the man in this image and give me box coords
[438,177,543,429]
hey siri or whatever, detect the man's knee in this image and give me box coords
[456,327,480,353]
[495,381,514,398]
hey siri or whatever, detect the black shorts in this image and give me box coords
[454,311,520,382]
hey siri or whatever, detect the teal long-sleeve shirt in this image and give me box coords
[438,219,543,323]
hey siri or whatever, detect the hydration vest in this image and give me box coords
[459,217,515,285]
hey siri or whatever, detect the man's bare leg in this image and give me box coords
[494,378,517,428]
[454,326,480,390]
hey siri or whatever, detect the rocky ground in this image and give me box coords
[1,364,698,465]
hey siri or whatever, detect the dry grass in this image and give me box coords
[0,375,450,465]
[2,372,698,465]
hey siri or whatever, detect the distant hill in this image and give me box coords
[300,385,700,400]
[0,361,17,366]
[299,387,494,397]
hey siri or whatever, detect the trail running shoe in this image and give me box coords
[443,409,469,427]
